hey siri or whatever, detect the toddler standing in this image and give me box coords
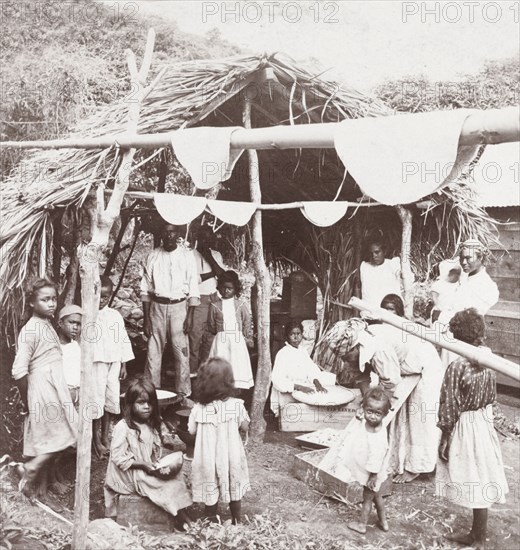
[207,270,254,391]
[344,387,392,534]
[92,276,134,457]
[188,358,250,523]
[12,279,77,499]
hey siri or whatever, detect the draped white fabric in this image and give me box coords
[300,201,349,226]
[207,199,256,226]
[170,127,244,190]
[153,194,207,225]
[334,110,479,205]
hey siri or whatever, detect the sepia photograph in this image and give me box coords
[0,1,519,548]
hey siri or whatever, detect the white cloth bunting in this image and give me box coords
[153,194,362,227]
[207,199,256,226]
[153,194,207,226]
[334,110,479,205]
[300,201,349,226]
[170,127,244,190]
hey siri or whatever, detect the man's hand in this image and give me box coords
[183,308,194,334]
[119,364,127,381]
[143,317,152,338]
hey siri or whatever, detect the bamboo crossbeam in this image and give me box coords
[119,190,380,208]
[1,107,518,150]
[348,297,520,382]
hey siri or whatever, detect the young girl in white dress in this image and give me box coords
[207,270,253,390]
[188,358,250,524]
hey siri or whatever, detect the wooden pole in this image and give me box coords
[243,96,272,441]
[395,205,414,318]
[1,106,518,150]
[71,30,158,550]
[348,296,520,382]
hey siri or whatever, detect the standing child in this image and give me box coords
[207,270,253,391]
[104,377,192,527]
[92,276,134,457]
[436,308,508,550]
[12,278,77,499]
[345,387,392,534]
[188,358,250,524]
[57,305,83,409]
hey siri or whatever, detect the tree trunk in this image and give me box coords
[61,208,82,306]
[243,97,271,441]
[395,205,414,318]
[72,30,159,550]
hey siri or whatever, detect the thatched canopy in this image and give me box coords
[0,52,499,338]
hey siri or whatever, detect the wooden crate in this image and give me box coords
[293,448,392,501]
[280,391,362,432]
[116,494,174,531]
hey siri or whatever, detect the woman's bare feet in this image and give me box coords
[445,531,475,546]
[348,521,367,534]
[93,440,109,458]
[393,471,420,484]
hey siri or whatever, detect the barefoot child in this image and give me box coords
[92,276,134,457]
[104,377,192,526]
[436,308,508,550]
[12,279,78,499]
[346,387,391,534]
[189,358,250,524]
[57,305,83,409]
[207,270,254,391]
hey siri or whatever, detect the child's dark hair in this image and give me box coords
[100,275,114,290]
[380,294,405,318]
[363,386,392,415]
[27,277,56,305]
[217,270,241,297]
[449,308,485,346]
[194,357,235,405]
[123,376,161,436]
[284,319,303,339]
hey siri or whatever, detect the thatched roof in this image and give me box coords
[0,52,499,337]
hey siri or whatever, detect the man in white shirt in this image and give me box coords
[186,225,225,374]
[141,223,200,393]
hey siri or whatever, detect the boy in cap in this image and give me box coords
[57,304,83,409]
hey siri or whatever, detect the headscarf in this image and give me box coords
[315,318,368,381]
[460,238,487,256]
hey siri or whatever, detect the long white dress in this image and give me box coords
[188,397,250,505]
[365,324,443,475]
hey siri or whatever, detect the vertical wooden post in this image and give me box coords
[71,30,158,550]
[243,97,271,441]
[395,205,414,318]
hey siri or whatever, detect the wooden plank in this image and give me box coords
[487,250,520,278]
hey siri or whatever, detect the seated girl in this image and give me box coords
[270,320,331,417]
[104,377,192,528]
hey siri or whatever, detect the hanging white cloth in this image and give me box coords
[153,193,207,225]
[334,110,479,205]
[300,201,349,227]
[171,127,244,190]
[207,199,256,226]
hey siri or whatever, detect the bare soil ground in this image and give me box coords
[2,397,519,549]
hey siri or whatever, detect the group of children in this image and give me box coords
[12,275,251,527]
[13,273,509,545]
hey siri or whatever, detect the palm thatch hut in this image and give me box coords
[0,52,499,347]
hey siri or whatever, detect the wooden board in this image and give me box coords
[295,428,344,450]
[293,448,392,501]
[280,391,362,432]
